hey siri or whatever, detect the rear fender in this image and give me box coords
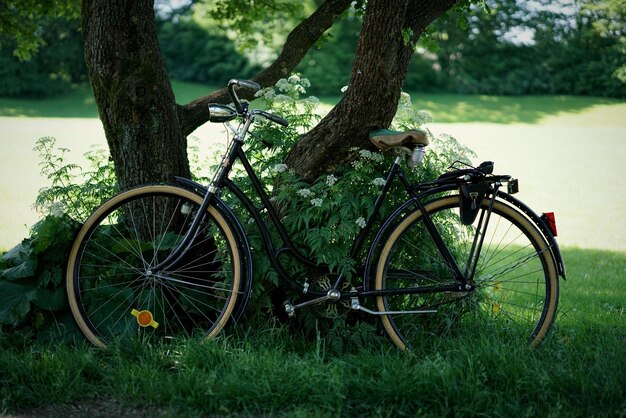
[495,190,566,279]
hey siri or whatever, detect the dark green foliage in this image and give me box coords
[0,17,86,97]
[0,0,80,60]
[2,0,623,99]
[296,16,361,95]
[157,19,258,87]
[0,215,77,331]
[408,0,626,98]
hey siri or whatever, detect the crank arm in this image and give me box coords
[284,289,341,317]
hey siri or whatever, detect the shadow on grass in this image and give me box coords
[412,93,623,124]
[0,81,219,118]
[1,82,624,123]
[0,84,99,118]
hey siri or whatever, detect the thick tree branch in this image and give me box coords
[179,0,352,137]
[284,0,461,182]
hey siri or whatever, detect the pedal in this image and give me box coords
[284,302,296,318]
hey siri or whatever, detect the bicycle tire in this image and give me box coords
[66,185,243,347]
[374,194,559,351]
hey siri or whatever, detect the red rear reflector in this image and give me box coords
[542,212,557,236]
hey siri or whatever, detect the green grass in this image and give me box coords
[410,93,626,124]
[0,81,218,118]
[1,247,624,417]
[0,84,99,118]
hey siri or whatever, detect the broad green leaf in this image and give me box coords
[0,281,37,325]
[1,240,33,265]
[0,255,38,280]
[33,287,69,311]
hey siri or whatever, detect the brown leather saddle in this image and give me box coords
[369,129,429,155]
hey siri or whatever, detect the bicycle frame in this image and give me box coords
[163,129,477,303]
[153,86,565,315]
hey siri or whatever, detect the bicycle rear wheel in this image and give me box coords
[374,194,559,351]
[66,185,242,347]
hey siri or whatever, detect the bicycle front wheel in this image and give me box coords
[374,194,559,351]
[67,185,243,347]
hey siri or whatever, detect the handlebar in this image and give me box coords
[228,79,260,113]
[255,110,289,127]
[209,79,288,127]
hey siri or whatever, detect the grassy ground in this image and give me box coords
[1,246,624,417]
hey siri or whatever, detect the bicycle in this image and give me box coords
[66,79,565,350]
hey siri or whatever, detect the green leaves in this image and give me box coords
[0,281,34,326]
[0,243,37,281]
[0,0,80,60]
[0,214,78,327]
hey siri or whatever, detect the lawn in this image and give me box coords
[1,81,624,251]
[1,246,624,417]
[0,83,625,417]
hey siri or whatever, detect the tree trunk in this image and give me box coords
[82,0,352,190]
[284,0,459,182]
[82,0,190,191]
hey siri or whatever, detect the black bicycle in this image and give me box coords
[66,79,565,350]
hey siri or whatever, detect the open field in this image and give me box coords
[1,84,624,251]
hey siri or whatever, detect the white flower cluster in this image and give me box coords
[276,76,311,95]
[358,149,384,162]
[355,217,367,229]
[394,92,434,128]
[49,201,66,218]
[399,91,412,106]
[372,177,386,187]
[274,163,288,173]
[255,75,314,102]
[325,174,338,187]
[310,198,323,207]
[254,87,275,100]
[297,188,313,198]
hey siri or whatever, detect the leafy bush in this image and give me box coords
[157,19,258,87]
[0,138,116,339]
[0,18,86,98]
[226,76,473,332]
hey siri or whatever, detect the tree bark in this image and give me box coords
[82,0,190,191]
[284,0,460,182]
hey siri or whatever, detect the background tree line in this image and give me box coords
[1,0,624,99]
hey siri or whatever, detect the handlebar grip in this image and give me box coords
[258,110,289,127]
[230,79,260,92]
